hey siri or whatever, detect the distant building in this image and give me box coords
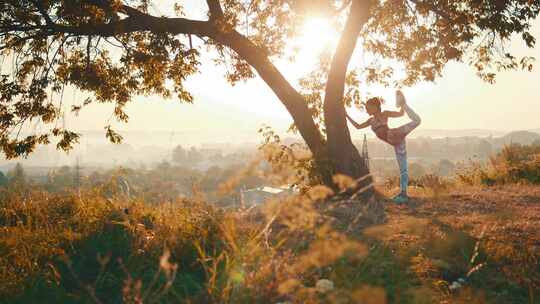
[240,185,296,206]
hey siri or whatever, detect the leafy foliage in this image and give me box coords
[363,0,539,85]
[258,125,330,190]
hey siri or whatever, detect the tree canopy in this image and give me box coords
[1,1,538,180]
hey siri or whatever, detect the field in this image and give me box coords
[374,185,540,303]
[0,145,539,303]
[0,180,538,303]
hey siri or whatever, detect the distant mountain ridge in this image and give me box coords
[30,128,540,148]
[500,131,540,145]
[354,128,540,139]
[411,129,505,138]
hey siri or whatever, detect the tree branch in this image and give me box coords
[2,0,327,166]
[212,30,327,159]
[0,25,40,32]
[0,32,48,51]
[48,16,213,38]
[324,0,371,121]
[206,0,224,20]
[31,0,55,26]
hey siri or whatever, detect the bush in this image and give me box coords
[413,174,453,198]
[456,144,540,186]
[0,189,221,303]
[0,180,374,303]
[383,173,453,198]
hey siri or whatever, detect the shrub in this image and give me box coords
[456,144,540,186]
[383,174,453,198]
[0,179,373,303]
[0,189,221,302]
[413,174,453,198]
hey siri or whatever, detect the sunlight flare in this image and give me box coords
[298,17,338,55]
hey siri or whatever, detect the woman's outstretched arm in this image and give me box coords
[346,113,372,129]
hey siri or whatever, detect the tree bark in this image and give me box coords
[323,0,373,190]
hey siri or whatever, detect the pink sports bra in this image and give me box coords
[371,115,389,142]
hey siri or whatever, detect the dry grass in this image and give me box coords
[0,181,376,303]
[368,184,540,303]
[1,146,539,303]
[456,144,540,186]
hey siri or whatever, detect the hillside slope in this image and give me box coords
[365,185,540,303]
[0,185,538,303]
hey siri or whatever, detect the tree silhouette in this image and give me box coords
[476,139,493,159]
[8,162,27,189]
[436,159,455,176]
[1,0,538,189]
[0,171,8,187]
[172,145,188,164]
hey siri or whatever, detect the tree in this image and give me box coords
[172,145,188,164]
[187,147,203,165]
[1,1,538,191]
[476,139,493,159]
[0,171,8,187]
[46,165,74,191]
[408,162,426,179]
[200,165,222,192]
[74,158,82,190]
[7,162,27,189]
[436,159,455,177]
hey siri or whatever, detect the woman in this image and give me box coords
[346,90,421,203]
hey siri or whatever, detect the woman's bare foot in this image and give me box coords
[396,90,407,108]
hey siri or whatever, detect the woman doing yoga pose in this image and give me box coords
[346,90,421,203]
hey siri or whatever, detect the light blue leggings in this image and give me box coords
[394,141,408,195]
[392,104,421,195]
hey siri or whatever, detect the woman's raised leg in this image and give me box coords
[394,103,422,139]
[404,103,421,128]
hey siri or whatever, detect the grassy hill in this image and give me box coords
[1,185,538,303]
[0,145,539,303]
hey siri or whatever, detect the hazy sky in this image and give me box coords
[64,2,540,143]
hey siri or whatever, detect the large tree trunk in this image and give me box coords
[210,0,372,190]
[323,0,373,191]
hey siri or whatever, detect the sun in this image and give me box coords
[285,17,338,75]
[298,17,337,55]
